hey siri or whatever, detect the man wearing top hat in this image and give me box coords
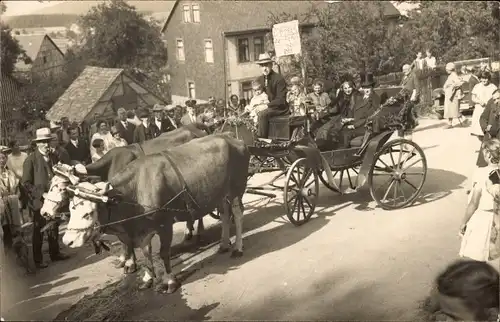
[255,53,289,138]
[133,108,161,143]
[181,99,200,126]
[342,72,380,147]
[152,104,174,134]
[21,127,69,268]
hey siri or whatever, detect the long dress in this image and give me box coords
[470,83,498,136]
[443,72,464,119]
[460,166,498,261]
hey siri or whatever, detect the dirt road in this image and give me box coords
[1,119,492,320]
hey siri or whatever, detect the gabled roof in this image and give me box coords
[161,0,401,34]
[14,34,65,71]
[46,66,167,123]
[46,66,123,122]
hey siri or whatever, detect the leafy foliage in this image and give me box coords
[74,0,170,101]
[0,22,31,76]
[266,1,499,89]
[266,2,407,88]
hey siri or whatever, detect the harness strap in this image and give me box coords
[162,151,200,219]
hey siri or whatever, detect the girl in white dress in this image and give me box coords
[470,71,498,138]
[460,138,500,261]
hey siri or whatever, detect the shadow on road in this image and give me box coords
[55,274,220,321]
[413,122,447,133]
[317,168,466,212]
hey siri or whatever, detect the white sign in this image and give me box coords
[272,20,301,58]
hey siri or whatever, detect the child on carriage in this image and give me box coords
[244,80,270,123]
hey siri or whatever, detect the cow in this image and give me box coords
[46,134,249,293]
[43,123,210,274]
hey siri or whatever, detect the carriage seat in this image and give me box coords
[349,135,365,147]
[267,115,305,140]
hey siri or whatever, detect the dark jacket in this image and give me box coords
[21,149,61,211]
[133,123,161,144]
[115,119,136,144]
[64,139,91,164]
[349,91,380,129]
[257,70,289,112]
[400,72,420,102]
[480,98,500,138]
[153,117,175,134]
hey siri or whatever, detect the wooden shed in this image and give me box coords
[45,66,167,124]
[0,73,22,145]
[14,34,65,78]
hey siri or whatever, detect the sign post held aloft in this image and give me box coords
[272,20,307,92]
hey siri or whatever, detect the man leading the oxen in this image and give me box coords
[21,128,69,269]
[341,72,380,148]
[255,53,289,138]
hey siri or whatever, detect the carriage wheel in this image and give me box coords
[368,139,427,210]
[284,158,319,226]
[318,163,361,193]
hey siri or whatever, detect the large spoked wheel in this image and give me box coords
[318,162,362,193]
[284,158,319,226]
[368,139,427,210]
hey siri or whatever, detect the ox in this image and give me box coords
[42,123,209,274]
[50,134,249,293]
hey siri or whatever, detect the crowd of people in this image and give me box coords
[0,48,499,320]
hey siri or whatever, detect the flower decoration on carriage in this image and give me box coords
[224,114,258,133]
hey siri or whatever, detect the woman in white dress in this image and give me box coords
[443,62,466,129]
[470,71,498,138]
[460,138,500,262]
[90,120,113,156]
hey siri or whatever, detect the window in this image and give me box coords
[253,36,265,61]
[182,5,191,23]
[176,39,185,61]
[192,4,200,23]
[188,82,196,98]
[241,81,253,101]
[204,39,214,63]
[42,56,47,64]
[238,38,249,63]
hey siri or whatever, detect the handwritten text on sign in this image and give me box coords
[272,20,301,57]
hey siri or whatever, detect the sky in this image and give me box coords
[2,1,64,16]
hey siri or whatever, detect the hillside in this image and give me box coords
[3,1,175,28]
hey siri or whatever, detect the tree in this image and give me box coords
[78,0,167,73]
[74,0,170,101]
[266,2,407,87]
[394,1,499,63]
[0,2,31,76]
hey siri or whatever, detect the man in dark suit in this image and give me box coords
[133,109,160,143]
[64,126,90,165]
[164,104,180,131]
[152,104,174,134]
[115,107,135,144]
[342,72,380,147]
[21,127,69,269]
[255,53,289,138]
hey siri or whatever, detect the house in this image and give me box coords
[14,34,65,78]
[0,73,22,145]
[161,0,401,103]
[46,66,167,125]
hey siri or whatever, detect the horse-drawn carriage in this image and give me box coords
[213,98,428,226]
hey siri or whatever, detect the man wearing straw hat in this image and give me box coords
[21,127,69,268]
[255,53,289,138]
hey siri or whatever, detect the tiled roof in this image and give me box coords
[46,66,123,123]
[51,38,70,53]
